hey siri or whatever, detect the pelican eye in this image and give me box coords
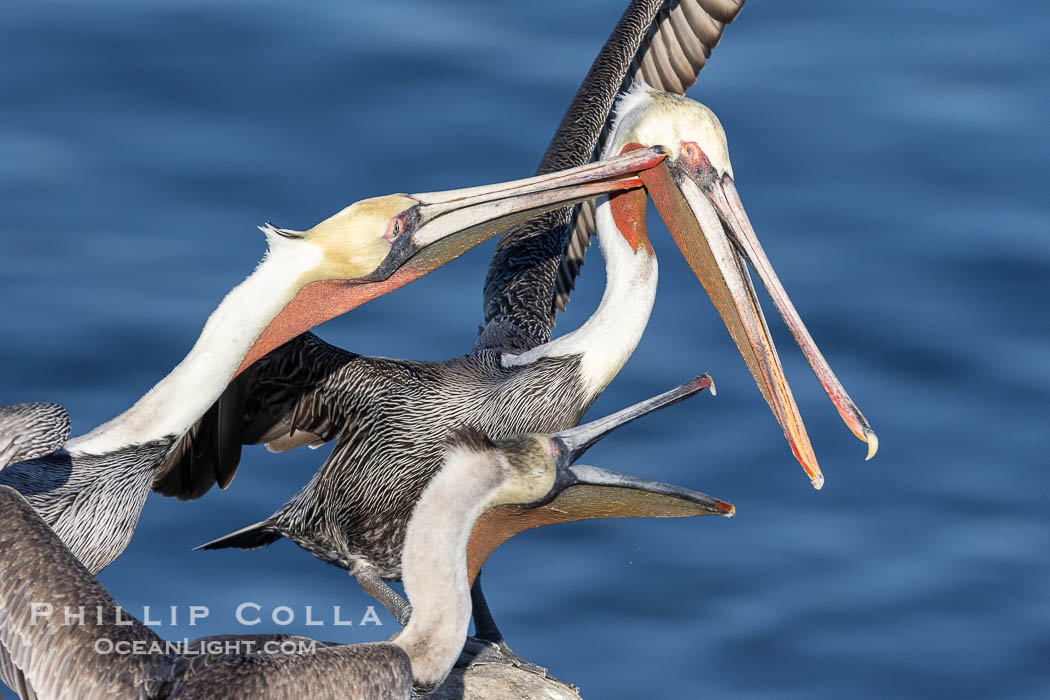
[680,141,713,172]
[678,140,719,188]
[384,215,406,243]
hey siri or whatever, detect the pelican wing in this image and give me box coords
[153,333,409,501]
[170,640,410,700]
[0,403,71,468]
[478,0,744,352]
[0,486,169,699]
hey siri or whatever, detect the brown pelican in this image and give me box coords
[0,380,731,698]
[161,0,874,666]
[0,152,658,577]
[0,151,665,698]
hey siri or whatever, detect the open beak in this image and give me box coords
[552,373,716,466]
[235,147,665,376]
[465,374,731,584]
[639,161,877,489]
[545,373,733,517]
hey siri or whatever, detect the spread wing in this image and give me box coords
[478,0,745,352]
[153,332,407,501]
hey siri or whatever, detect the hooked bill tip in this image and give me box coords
[692,375,718,396]
[864,430,879,461]
[791,442,824,491]
[718,501,736,518]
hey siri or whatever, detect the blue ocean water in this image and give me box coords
[1,1,1047,697]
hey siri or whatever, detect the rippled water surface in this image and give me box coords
[2,1,1048,697]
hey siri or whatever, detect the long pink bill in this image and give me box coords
[705,174,878,461]
[641,162,823,489]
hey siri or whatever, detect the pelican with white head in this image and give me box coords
[604,84,878,489]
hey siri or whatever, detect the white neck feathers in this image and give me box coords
[502,86,672,401]
[504,194,658,402]
[66,241,321,455]
[394,447,503,689]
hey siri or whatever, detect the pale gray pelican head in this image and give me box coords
[465,374,733,582]
[605,84,877,489]
[237,147,665,374]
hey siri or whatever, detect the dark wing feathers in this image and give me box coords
[0,486,168,699]
[170,642,410,700]
[153,333,381,501]
[549,0,745,316]
[0,487,412,697]
[0,402,71,468]
[479,0,669,351]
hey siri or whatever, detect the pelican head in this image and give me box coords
[236,147,667,375]
[606,85,733,178]
[606,84,876,489]
[259,194,419,281]
[465,374,733,583]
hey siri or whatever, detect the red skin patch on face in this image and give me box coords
[680,140,714,176]
[609,143,654,254]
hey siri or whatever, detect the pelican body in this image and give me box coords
[0,383,731,698]
[167,0,875,651]
[165,11,744,634]
[0,150,665,698]
[0,148,659,577]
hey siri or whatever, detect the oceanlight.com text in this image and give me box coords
[93,638,320,656]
